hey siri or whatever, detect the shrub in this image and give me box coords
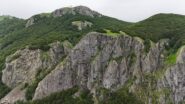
[0,72,11,99]
[23,87,94,104]
[25,82,38,100]
[99,87,143,104]
[28,44,50,51]
[144,39,151,53]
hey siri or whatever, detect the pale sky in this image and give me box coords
[0,0,185,22]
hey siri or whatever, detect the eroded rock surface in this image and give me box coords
[25,17,34,27]
[72,21,93,30]
[0,85,26,104]
[1,41,72,104]
[2,32,185,104]
[52,6,102,17]
[33,32,168,101]
[2,48,42,88]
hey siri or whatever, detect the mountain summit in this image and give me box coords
[25,6,103,27]
[52,6,102,17]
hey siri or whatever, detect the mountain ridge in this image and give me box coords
[1,5,185,104]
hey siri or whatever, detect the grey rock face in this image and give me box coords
[52,7,76,17]
[3,32,185,104]
[74,6,102,17]
[103,60,120,89]
[158,46,185,104]
[33,60,75,100]
[25,17,34,27]
[72,21,93,30]
[161,64,185,104]
[52,6,102,17]
[0,85,26,104]
[2,49,42,88]
[1,41,72,104]
[33,32,167,100]
[2,41,70,88]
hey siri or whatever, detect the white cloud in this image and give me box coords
[0,0,185,22]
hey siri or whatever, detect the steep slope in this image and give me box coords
[2,32,185,104]
[0,6,132,101]
[0,41,72,104]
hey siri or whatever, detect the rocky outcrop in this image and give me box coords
[52,6,102,18]
[72,21,93,30]
[33,32,168,100]
[0,85,26,104]
[2,48,42,88]
[25,13,51,28]
[25,6,101,28]
[2,32,185,104]
[25,17,34,27]
[158,63,185,104]
[2,41,72,88]
[1,41,72,104]
[157,46,185,104]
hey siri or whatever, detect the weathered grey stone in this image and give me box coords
[0,85,26,104]
[2,41,72,89]
[52,7,76,17]
[103,60,119,89]
[74,6,102,17]
[3,31,185,104]
[33,61,75,100]
[2,49,42,88]
[176,46,185,63]
[1,41,72,104]
[158,63,185,104]
[72,21,93,30]
[52,6,102,18]
[33,32,167,100]
[25,17,34,27]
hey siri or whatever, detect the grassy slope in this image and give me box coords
[123,13,185,49]
[0,16,25,36]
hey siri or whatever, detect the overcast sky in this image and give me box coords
[0,0,185,22]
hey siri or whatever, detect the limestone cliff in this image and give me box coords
[32,32,167,102]
[0,41,72,104]
[1,32,185,104]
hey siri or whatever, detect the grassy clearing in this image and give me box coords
[165,53,177,65]
[164,46,185,65]
[103,29,122,37]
